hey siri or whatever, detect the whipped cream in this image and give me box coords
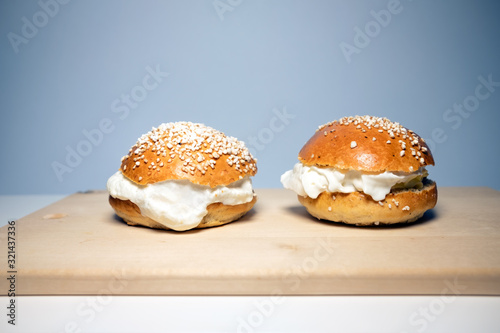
[281,163,427,201]
[107,171,255,231]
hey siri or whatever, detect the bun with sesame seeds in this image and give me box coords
[281,115,437,226]
[298,116,434,172]
[107,122,258,231]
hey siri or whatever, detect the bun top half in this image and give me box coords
[298,115,434,173]
[120,122,257,187]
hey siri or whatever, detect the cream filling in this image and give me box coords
[107,171,254,231]
[281,163,427,201]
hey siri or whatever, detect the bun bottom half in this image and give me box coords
[108,195,257,231]
[298,180,437,226]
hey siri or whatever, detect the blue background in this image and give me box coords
[1,0,499,194]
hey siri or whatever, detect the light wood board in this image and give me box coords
[1,188,500,296]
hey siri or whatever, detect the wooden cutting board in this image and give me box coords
[1,188,500,296]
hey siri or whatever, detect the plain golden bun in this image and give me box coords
[109,195,257,230]
[120,122,257,187]
[298,180,437,226]
[299,115,434,173]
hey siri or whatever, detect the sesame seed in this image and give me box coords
[316,116,431,163]
[388,204,392,209]
[420,157,425,164]
[400,150,405,157]
[402,206,410,211]
[138,176,142,181]
[135,161,140,166]
[351,141,357,148]
[324,131,328,136]
[328,206,332,212]
[123,122,256,176]
[332,195,336,200]
[372,137,376,141]
[378,201,384,206]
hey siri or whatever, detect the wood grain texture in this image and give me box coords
[1,188,500,296]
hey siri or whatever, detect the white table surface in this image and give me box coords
[1,195,499,333]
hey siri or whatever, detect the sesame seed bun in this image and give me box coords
[120,122,257,187]
[109,121,257,230]
[292,115,437,225]
[299,116,434,172]
[298,179,437,226]
[109,195,257,230]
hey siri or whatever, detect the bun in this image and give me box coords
[284,115,437,226]
[120,122,257,187]
[298,179,437,225]
[299,116,434,172]
[109,195,257,230]
[108,122,257,231]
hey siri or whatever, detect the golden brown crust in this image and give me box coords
[120,122,257,187]
[298,116,434,173]
[298,180,437,226]
[108,195,257,230]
